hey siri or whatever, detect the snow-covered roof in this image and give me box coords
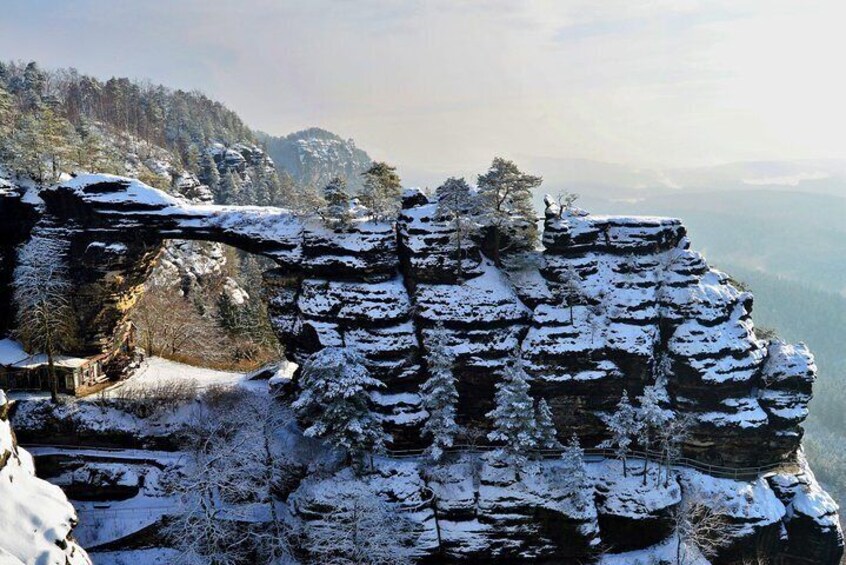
[12,353,91,370]
[0,339,28,366]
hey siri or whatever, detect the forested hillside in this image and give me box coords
[0,61,296,207]
[0,61,294,369]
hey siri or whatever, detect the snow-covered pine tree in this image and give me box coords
[487,357,539,469]
[218,170,240,204]
[199,151,220,195]
[420,324,460,462]
[636,383,671,484]
[8,112,46,182]
[292,347,388,467]
[435,176,477,279]
[0,84,13,137]
[535,398,561,450]
[476,157,542,264]
[360,161,402,221]
[559,434,590,509]
[13,235,77,403]
[321,175,352,229]
[599,390,641,477]
[559,264,583,325]
[40,105,76,182]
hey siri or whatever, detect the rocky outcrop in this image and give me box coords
[0,391,91,564]
[258,127,373,191]
[0,175,840,563]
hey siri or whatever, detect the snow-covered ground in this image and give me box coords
[600,535,707,565]
[7,358,275,553]
[103,356,260,394]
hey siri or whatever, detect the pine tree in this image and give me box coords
[20,61,45,111]
[487,358,539,470]
[420,325,460,462]
[261,168,283,207]
[74,121,106,172]
[476,157,542,264]
[360,161,402,221]
[184,143,201,173]
[199,151,220,195]
[559,264,583,324]
[599,390,641,477]
[559,434,590,509]
[321,176,352,229]
[636,383,671,485]
[0,84,13,138]
[535,398,561,450]
[218,170,240,204]
[9,112,46,182]
[292,347,388,467]
[436,177,477,279]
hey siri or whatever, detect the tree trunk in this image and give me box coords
[455,224,463,280]
[643,448,650,485]
[47,346,58,404]
[491,228,501,266]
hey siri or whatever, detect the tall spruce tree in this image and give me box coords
[436,176,477,279]
[218,170,240,204]
[321,176,352,229]
[9,112,46,181]
[487,358,539,469]
[535,398,561,450]
[0,84,13,138]
[292,347,387,468]
[199,152,220,195]
[559,434,590,509]
[420,325,460,462]
[476,157,542,264]
[599,390,641,477]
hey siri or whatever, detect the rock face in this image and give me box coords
[258,127,373,191]
[0,175,841,563]
[0,391,91,564]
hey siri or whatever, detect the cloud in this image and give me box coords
[1,0,845,184]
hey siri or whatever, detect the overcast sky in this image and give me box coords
[2,0,845,180]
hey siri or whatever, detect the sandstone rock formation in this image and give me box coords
[0,174,841,563]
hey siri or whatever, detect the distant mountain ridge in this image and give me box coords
[256,127,372,191]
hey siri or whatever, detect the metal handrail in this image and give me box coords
[384,445,796,480]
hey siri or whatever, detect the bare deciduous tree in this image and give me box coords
[163,388,294,564]
[133,278,226,362]
[672,489,733,564]
[296,481,419,565]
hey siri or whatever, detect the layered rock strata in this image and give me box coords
[0,175,840,562]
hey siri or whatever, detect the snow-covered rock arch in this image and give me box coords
[0,174,827,467]
[1,174,841,564]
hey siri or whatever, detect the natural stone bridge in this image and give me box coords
[0,174,817,470]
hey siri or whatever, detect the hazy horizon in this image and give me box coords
[3,0,846,187]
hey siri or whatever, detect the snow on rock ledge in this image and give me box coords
[0,391,91,565]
